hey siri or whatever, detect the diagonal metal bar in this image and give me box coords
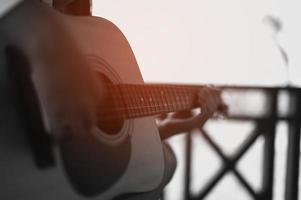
[191,163,231,200]
[200,129,229,162]
[200,129,260,199]
[192,123,265,199]
[232,168,258,198]
[231,122,266,163]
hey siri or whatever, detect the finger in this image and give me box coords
[192,113,208,128]
[198,88,214,106]
[198,87,225,116]
[205,90,219,111]
[218,103,229,117]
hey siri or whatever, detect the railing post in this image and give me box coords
[178,86,301,200]
[285,89,301,200]
[261,90,277,200]
[184,131,192,200]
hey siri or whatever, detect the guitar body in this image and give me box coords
[0,2,164,199]
[60,16,165,198]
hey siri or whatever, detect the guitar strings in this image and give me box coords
[95,102,199,122]
[99,84,198,112]
[95,85,198,121]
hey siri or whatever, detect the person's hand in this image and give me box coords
[195,86,228,126]
[175,85,228,129]
[157,86,228,139]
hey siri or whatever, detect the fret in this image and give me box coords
[172,87,179,111]
[138,85,145,117]
[174,87,182,111]
[171,88,177,111]
[157,86,162,113]
[141,86,147,115]
[143,85,151,115]
[165,86,173,112]
[183,87,189,109]
[185,88,190,108]
[148,86,153,114]
[173,88,180,111]
[164,87,170,112]
[179,87,185,110]
[184,90,189,107]
[163,87,169,111]
[149,86,156,115]
[151,86,157,114]
[175,87,182,111]
[122,85,131,117]
[133,85,139,116]
[153,86,159,113]
[141,85,148,116]
[185,89,191,108]
[159,86,167,113]
[178,88,186,110]
[128,85,139,117]
[153,86,158,112]
[169,87,174,111]
[130,85,147,117]
[125,85,132,117]
[187,89,193,108]
[152,86,157,113]
[149,87,155,115]
[139,87,147,114]
[158,86,163,113]
[112,86,125,118]
[160,86,165,112]
[133,85,141,117]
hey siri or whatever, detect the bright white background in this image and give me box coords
[93,1,301,199]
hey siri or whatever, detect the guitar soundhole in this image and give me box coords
[96,73,124,136]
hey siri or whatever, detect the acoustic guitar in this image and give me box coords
[0,1,224,199]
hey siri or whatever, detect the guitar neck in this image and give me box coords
[99,84,203,120]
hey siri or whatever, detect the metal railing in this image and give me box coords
[163,86,301,200]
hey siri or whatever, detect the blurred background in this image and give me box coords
[93,0,300,86]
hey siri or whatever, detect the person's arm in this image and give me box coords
[158,86,228,140]
[53,0,91,15]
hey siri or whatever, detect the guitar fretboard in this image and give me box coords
[98,84,202,121]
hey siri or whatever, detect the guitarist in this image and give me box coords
[0,0,227,199]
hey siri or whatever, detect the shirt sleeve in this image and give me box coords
[0,0,23,19]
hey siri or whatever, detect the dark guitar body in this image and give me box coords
[59,122,131,196]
